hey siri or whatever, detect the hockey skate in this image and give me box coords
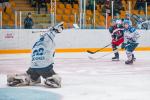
[125,60,133,65]
[112,56,119,61]
[132,54,136,61]
[112,52,119,61]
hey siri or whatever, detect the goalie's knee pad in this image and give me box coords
[44,74,61,88]
[7,73,30,86]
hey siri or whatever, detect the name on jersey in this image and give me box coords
[32,56,45,61]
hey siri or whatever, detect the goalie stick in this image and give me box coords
[32,22,64,33]
[32,30,47,33]
[32,22,79,33]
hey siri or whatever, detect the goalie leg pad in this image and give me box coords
[7,73,30,86]
[44,74,61,88]
[7,73,41,86]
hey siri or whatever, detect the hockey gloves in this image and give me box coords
[121,43,127,49]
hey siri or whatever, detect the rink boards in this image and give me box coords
[0,29,150,54]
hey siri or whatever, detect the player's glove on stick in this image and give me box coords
[121,43,127,49]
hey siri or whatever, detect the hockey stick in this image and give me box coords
[32,22,64,33]
[32,22,80,33]
[87,43,111,54]
[32,31,47,33]
[89,43,139,60]
[88,49,118,60]
[87,27,124,54]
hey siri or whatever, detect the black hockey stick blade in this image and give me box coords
[87,44,111,54]
[87,50,97,54]
[87,50,99,54]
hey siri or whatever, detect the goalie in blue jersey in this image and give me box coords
[7,22,64,88]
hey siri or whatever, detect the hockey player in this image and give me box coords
[121,20,140,64]
[109,19,124,61]
[7,22,64,88]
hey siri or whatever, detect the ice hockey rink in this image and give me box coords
[0,51,150,100]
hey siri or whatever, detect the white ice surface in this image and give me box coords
[0,51,150,100]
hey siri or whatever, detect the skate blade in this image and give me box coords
[125,62,133,65]
[112,59,120,61]
[125,63,133,65]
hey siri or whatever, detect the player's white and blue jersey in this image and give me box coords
[124,26,140,44]
[31,30,56,68]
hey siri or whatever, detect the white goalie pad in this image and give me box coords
[45,74,61,88]
[7,73,42,86]
[7,73,30,86]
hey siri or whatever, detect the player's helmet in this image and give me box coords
[123,20,130,25]
[116,19,122,25]
[123,20,130,29]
